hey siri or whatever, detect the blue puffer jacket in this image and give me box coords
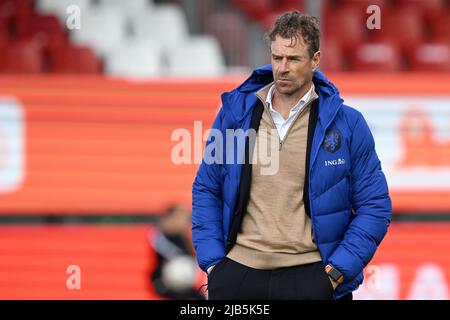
[192,65,392,299]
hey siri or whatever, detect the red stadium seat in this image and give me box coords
[275,0,304,12]
[323,5,367,53]
[237,0,304,32]
[17,13,69,67]
[336,0,387,6]
[409,40,450,72]
[261,11,284,32]
[0,0,34,33]
[203,11,248,67]
[396,0,447,11]
[429,10,450,41]
[50,45,102,74]
[0,0,33,18]
[0,15,8,45]
[375,6,424,53]
[17,14,66,39]
[231,0,275,21]
[349,39,403,72]
[320,37,345,72]
[0,39,44,73]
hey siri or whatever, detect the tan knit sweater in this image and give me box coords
[227,83,322,269]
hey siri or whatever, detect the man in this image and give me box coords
[150,205,204,300]
[192,11,391,300]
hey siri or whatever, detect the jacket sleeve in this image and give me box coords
[327,111,392,282]
[192,107,226,272]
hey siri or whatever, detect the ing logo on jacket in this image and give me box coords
[323,129,342,153]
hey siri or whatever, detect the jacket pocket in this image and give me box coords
[207,258,228,282]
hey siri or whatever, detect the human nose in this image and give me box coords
[278,57,289,73]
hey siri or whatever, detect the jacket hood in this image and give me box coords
[221,64,343,125]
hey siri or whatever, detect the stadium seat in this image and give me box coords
[409,40,450,72]
[0,0,34,18]
[429,10,450,40]
[98,0,153,19]
[166,36,225,77]
[349,39,402,72]
[132,4,189,50]
[50,45,102,73]
[0,39,44,73]
[16,13,65,38]
[16,14,68,60]
[276,0,304,11]
[260,1,306,32]
[231,0,274,21]
[0,0,33,33]
[0,16,8,45]
[260,12,284,32]
[36,0,92,23]
[375,6,424,53]
[105,40,163,78]
[203,11,248,66]
[396,0,447,11]
[260,0,304,25]
[337,0,387,5]
[70,7,128,57]
[323,5,367,53]
[320,37,345,72]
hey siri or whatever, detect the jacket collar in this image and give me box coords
[221,64,343,128]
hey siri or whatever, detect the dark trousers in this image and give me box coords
[207,258,352,300]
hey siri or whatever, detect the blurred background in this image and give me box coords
[0,0,449,299]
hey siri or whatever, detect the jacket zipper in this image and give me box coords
[277,98,316,151]
[255,95,317,151]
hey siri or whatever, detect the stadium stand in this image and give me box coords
[104,39,163,78]
[375,6,424,53]
[50,44,101,73]
[409,40,450,72]
[0,0,102,73]
[320,36,345,71]
[0,38,44,73]
[1,0,449,73]
[98,0,153,20]
[132,4,189,49]
[231,0,275,22]
[202,11,248,67]
[70,7,128,57]
[231,0,450,72]
[165,35,225,77]
[428,8,450,40]
[0,0,226,77]
[36,0,92,18]
[350,38,403,72]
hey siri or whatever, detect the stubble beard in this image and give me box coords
[275,78,308,98]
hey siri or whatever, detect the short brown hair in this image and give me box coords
[265,11,320,58]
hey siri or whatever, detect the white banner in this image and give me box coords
[346,96,450,190]
[0,98,25,193]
